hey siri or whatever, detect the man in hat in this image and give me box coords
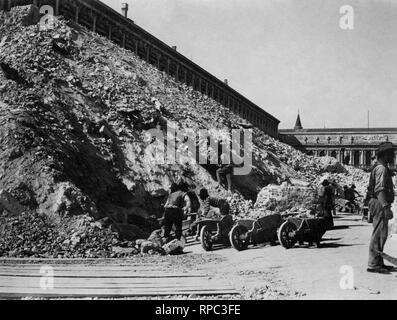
[367,142,395,274]
[319,179,334,229]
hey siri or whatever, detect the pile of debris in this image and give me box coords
[0,210,122,258]
[253,183,318,217]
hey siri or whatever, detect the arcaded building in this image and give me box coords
[279,114,397,170]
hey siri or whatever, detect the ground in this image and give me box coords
[2,210,397,300]
[187,212,397,300]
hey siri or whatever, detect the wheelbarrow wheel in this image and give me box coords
[229,225,249,251]
[278,221,297,249]
[200,225,213,251]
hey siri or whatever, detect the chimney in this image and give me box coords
[172,46,177,51]
[224,79,228,85]
[121,3,129,18]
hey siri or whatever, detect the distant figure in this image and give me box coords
[350,184,361,198]
[320,180,334,229]
[367,142,395,274]
[329,180,338,216]
[216,152,233,192]
[343,185,355,213]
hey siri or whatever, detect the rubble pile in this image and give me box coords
[0,210,125,258]
[253,183,318,216]
[0,6,370,257]
[317,166,370,197]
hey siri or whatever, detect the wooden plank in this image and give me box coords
[0,277,226,288]
[0,277,217,286]
[0,271,205,278]
[0,288,238,298]
[0,266,179,272]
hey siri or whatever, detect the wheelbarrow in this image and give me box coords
[191,215,234,251]
[229,213,283,251]
[277,216,327,249]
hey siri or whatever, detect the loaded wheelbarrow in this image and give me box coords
[191,215,234,251]
[229,214,283,251]
[277,216,328,249]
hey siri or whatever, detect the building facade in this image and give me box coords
[279,114,397,170]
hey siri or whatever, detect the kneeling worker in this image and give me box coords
[198,188,230,217]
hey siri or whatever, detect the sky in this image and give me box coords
[102,0,397,129]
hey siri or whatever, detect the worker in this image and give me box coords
[163,182,186,242]
[343,185,355,213]
[179,181,201,236]
[198,188,230,218]
[329,179,338,216]
[178,181,192,216]
[367,142,395,274]
[320,179,334,229]
[317,181,326,216]
[216,152,233,192]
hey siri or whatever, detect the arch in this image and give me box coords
[319,150,325,157]
[331,150,337,159]
[307,150,314,156]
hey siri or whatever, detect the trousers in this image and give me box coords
[163,208,183,241]
[368,198,389,268]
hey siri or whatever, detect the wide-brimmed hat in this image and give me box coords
[377,142,394,153]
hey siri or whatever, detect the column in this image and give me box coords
[108,25,112,40]
[146,45,151,63]
[349,150,354,165]
[135,40,139,55]
[205,82,208,96]
[360,150,364,167]
[122,33,126,49]
[198,77,202,93]
[212,85,216,99]
[156,54,161,69]
[183,68,187,84]
[166,59,170,74]
[92,15,97,32]
[175,64,180,81]
[55,0,60,15]
[191,73,195,89]
[75,5,80,23]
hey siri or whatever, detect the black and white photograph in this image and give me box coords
[0,0,397,307]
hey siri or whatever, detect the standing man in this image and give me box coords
[216,152,233,192]
[163,183,186,242]
[319,180,334,229]
[367,142,395,274]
